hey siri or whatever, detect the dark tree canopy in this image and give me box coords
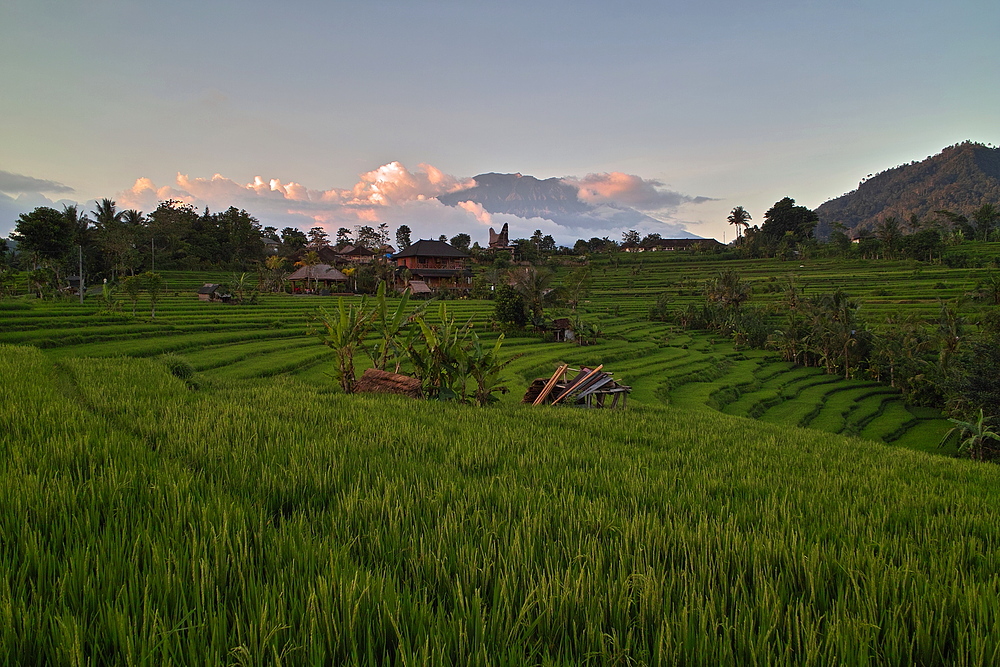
[449,233,471,252]
[395,225,412,250]
[12,206,76,261]
[760,197,818,242]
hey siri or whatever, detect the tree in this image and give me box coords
[217,207,264,268]
[972,203,999,242]
[357,226,380,248]
[727,206,752,240]
[306,226,329,250]
[875,216,903,259]
[493,283,526,328]
[622,230,641,246]
[449,233,471,252]
[146,200,198,269]
[760,197,818,244]
[562,267,592,314]
[281,227,307,253]
[336,227,354,247]
[507,266,558,324]
[11,207,75,266]
[395,225,412,250]
[143,271,164,318]
[705,269,751,311]
[121,274,144,316]
[295,250,321,291]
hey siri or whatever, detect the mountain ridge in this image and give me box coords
[437,172,701,238]
[815,142,1000,237]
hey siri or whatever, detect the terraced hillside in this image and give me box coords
[4,344,1000,664]
[0,261,962,452]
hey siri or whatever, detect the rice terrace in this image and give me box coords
[3,198,1000,665]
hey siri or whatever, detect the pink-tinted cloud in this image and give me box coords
[564,172,709,211]
[109,162,698,245]
[457,200,493,226]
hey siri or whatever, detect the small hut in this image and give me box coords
[197,284,222,301]
[287,264,348,293]
[405,280,433,296]
[551,318,575,342]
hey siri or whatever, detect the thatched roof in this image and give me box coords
[406,280,433,294]
[354,368,422,398]
[197,283,220,295]
[287,264,348,282]
[393,239,470,259]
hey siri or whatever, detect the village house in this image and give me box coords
[393,239,472,291]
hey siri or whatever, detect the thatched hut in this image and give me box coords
[287,264,348,293]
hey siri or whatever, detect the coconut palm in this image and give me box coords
[507,266,560,324]
[727,206,752,240]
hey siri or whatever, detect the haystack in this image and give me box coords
[354,368,423,398]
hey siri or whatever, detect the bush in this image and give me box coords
[159,353,195,381]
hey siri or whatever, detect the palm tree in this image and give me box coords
[507,266,558,324]
[92,198,123,227]
[876,216,903,259]
[727,206,752,240]
[295,250,321,291]
[972,203,999,242]
[705,269,751,310]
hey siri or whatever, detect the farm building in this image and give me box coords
[287,264,348,293]
[551,318,575,342]
[393,239,472,290]
[336,244,375,264]
[197,284,223,301]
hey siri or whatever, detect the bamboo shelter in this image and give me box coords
[523,364,631,408]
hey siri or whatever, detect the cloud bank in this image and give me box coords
[0,170,74,195]
[103,162,702,245]
[563,172,714,211]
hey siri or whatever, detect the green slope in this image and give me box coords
[2,344,998,665]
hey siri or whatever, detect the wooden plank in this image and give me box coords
[575,374,616,400]
[533,363,569,406]
[552,365,604,405]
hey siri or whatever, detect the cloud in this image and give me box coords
[107,162,707,246]
[456,201,493,226]
[563,172,711,211]
[0,170,74,195]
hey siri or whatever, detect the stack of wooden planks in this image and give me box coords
[522,364,631,408]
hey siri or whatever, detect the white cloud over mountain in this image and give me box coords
[1,162,705,244]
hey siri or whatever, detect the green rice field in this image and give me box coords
[2,250,999,664]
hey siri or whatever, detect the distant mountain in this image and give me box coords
[815,142,1000,238]
[437,172,700,238]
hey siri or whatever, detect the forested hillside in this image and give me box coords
[816,142,1000,237]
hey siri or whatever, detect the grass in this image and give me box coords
[2,344,1000,664]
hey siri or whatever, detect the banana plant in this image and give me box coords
[316,297,377,393]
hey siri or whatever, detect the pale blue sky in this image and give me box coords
[1,0,997,243]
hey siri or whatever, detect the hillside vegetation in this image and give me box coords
[3,344,1000,665]
[816,142,1000,236]
[7,249,993,450]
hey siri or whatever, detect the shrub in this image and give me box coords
[159,353,195,381]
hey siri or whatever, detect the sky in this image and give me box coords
[1,0,998,246]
